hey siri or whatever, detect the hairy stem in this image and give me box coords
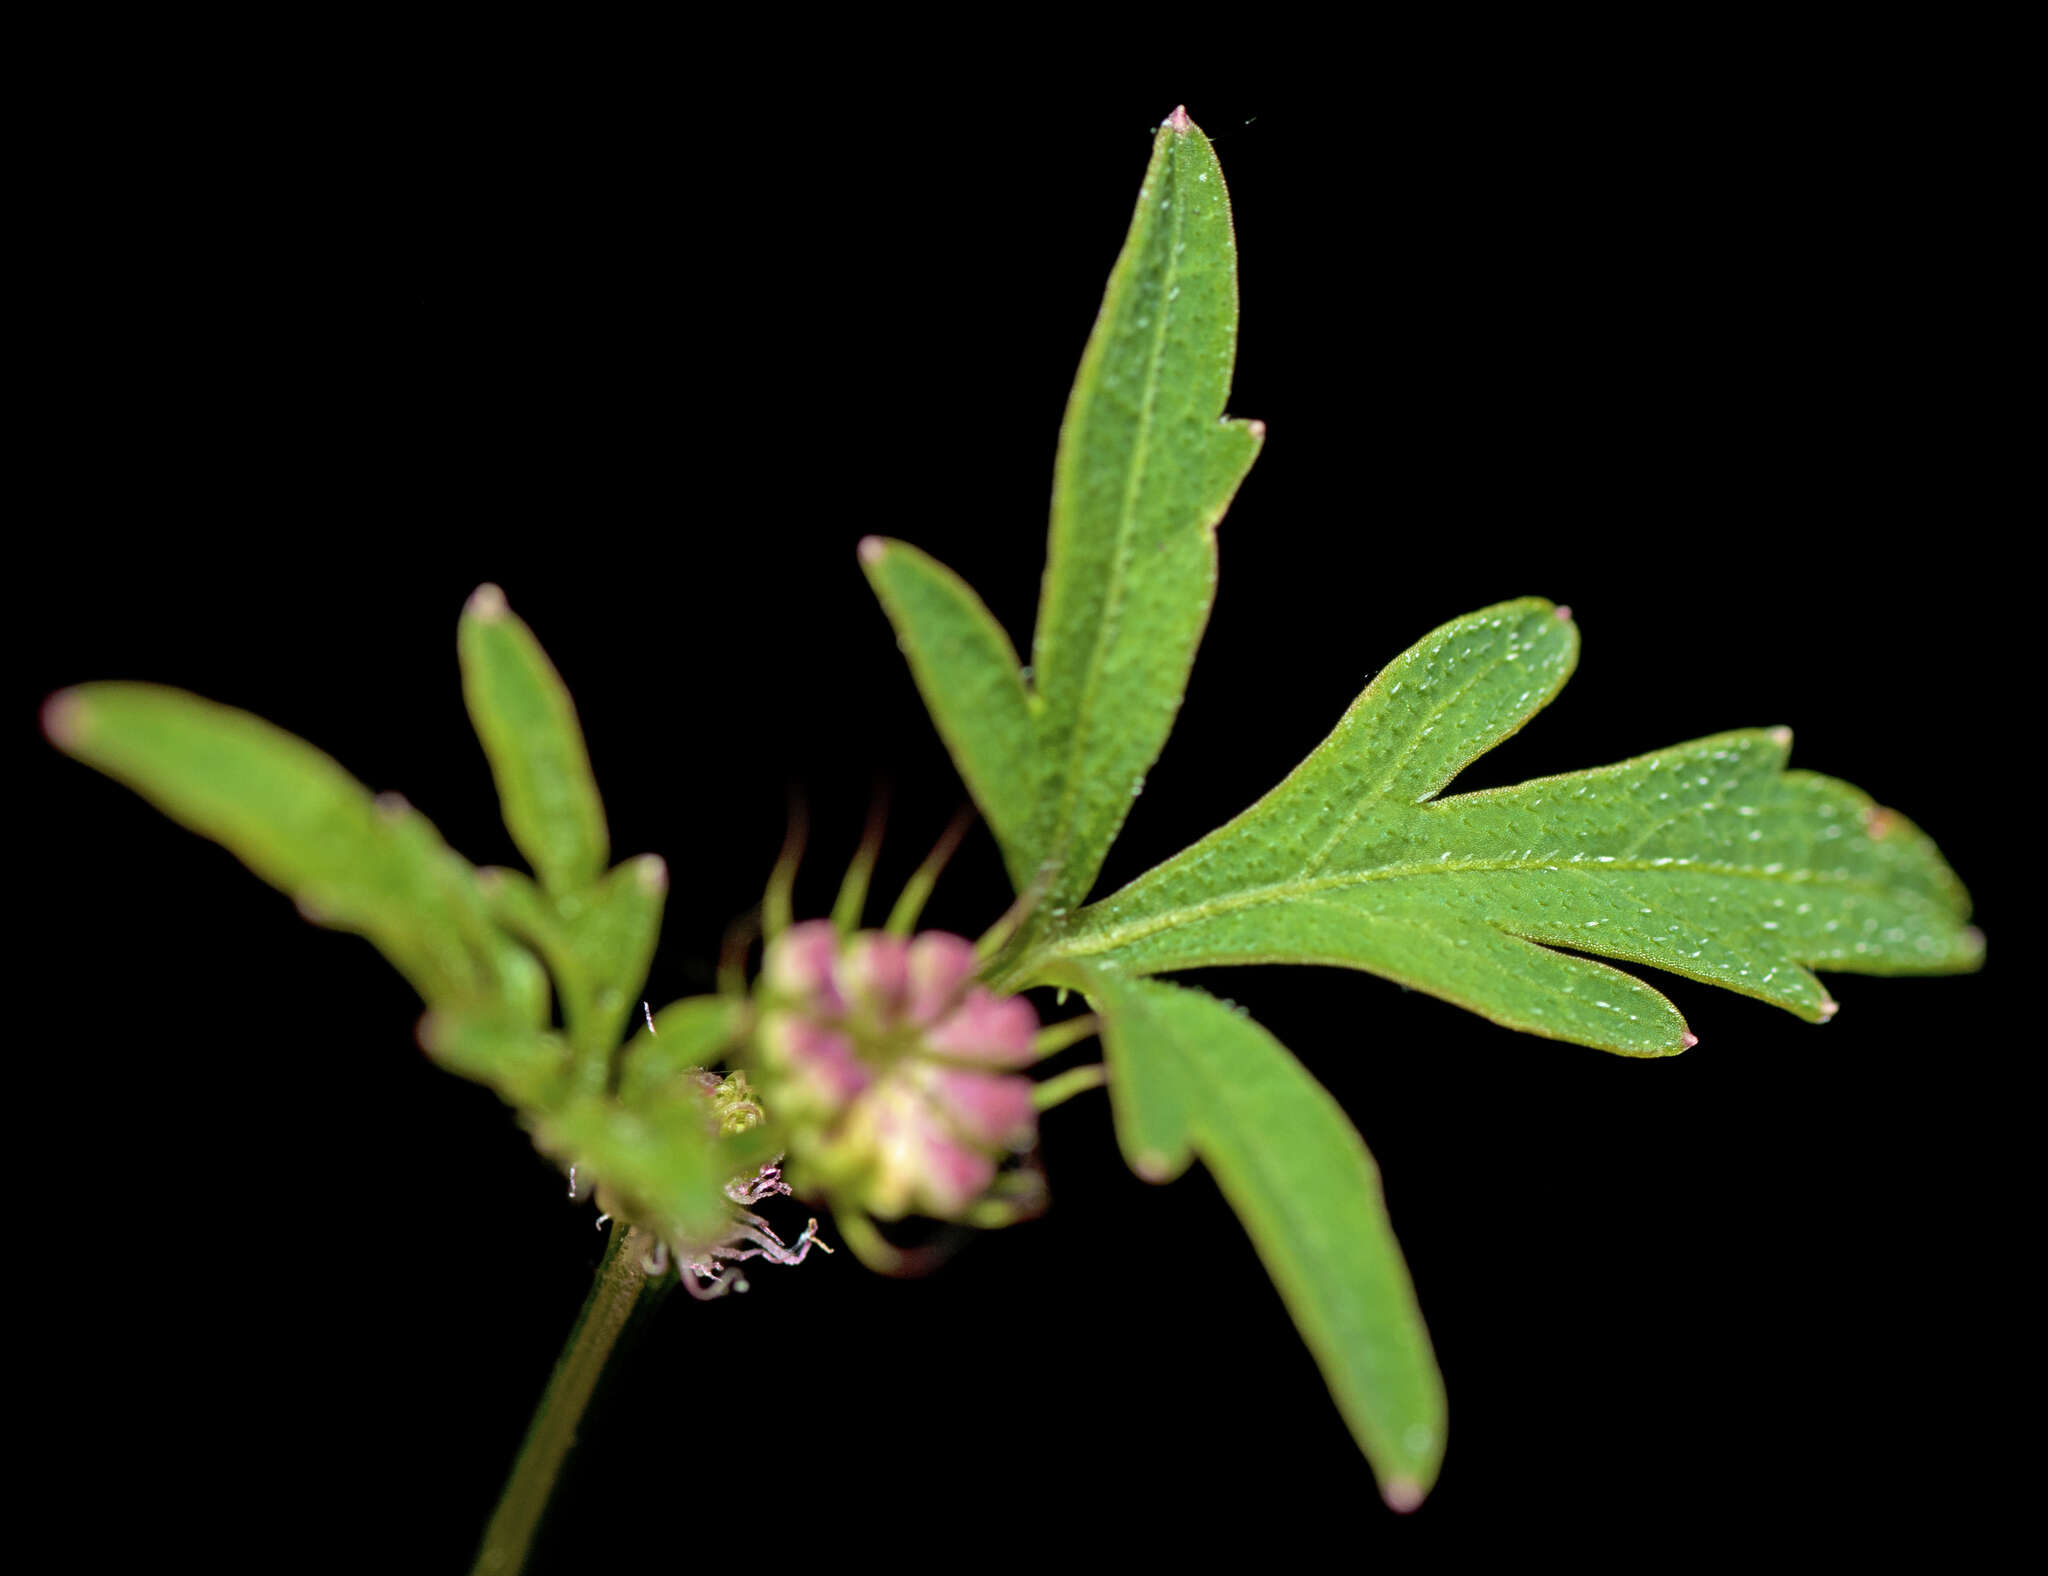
[472,1222,664,1575]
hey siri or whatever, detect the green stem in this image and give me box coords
[472,1223,663,1576]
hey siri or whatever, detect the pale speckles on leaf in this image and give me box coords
[866,108,1259,912]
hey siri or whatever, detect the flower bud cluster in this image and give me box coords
[752,921,1041,1220]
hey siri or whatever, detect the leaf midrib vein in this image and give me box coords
[1301,646,1512,874]
[1042,141,1187,890]
[1057,852,1937,960]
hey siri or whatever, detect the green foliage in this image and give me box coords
[46,614,756,1245]
[862,108,1261,912]
[46,681,530,1011]
[868,109,1981,1504]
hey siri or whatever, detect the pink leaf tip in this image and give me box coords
[1553,604,1573,622]
[1680,1031,1699,1049]
[1382,1478,1425,1514]
[1770,726,1793,748]
[857,536,887,567]
[1818,998,1840,1020]
[1165,105,1191,133]
[466,583,508,620]
[40,688,85,750]
[1245,419,1267,439]
[637,854,669,894]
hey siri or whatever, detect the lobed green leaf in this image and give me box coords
[867,109,1261,910]
[1033,600,1981,1054]
[1054,962,1445,1507]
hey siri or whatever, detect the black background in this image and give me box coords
[22,44,2023,1569]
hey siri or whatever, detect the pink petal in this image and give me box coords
[841,932,912,1023]
[925,988,1040,1067]
[864,1081,995,1218]
[905,931,978,1026]
[756,1010,870,1111]
[761,920,844,1012]
[922,1067,1036,1148]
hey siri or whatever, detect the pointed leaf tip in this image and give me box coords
[40,688,84,749]
[1382,1478,1425,1514]
[1166,105,1191,132]
[466,583,508,620]
[636,853,669,893]
[1553,604,1573,621]
[1818,998,1839,1019]
[1681,1031,1699,1049]
[857,536,887,567]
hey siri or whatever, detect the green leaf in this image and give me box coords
[1052,961,1444,1507]
[481,856,669,1075]
[45,681,523,1009]
[866,108,1261,908]
[858,540,1040,891]
[459,583,609,897]
[1029,599,1981,1054]
[617,996,747,1105]
[419,1011,570,1107]
[534,1090,747,1250]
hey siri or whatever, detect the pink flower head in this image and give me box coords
[750,922,1044,1221]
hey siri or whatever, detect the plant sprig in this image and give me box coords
[44,105,1980,1524]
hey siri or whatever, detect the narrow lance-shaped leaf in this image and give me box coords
[1029,106,1262,910]
[459,582,609,897]
[42,682,528,1011]
[864,108,1261,908]
[859,539,1041,891]
[1050,961,1445,1508]
[1030,599,1981,1054]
